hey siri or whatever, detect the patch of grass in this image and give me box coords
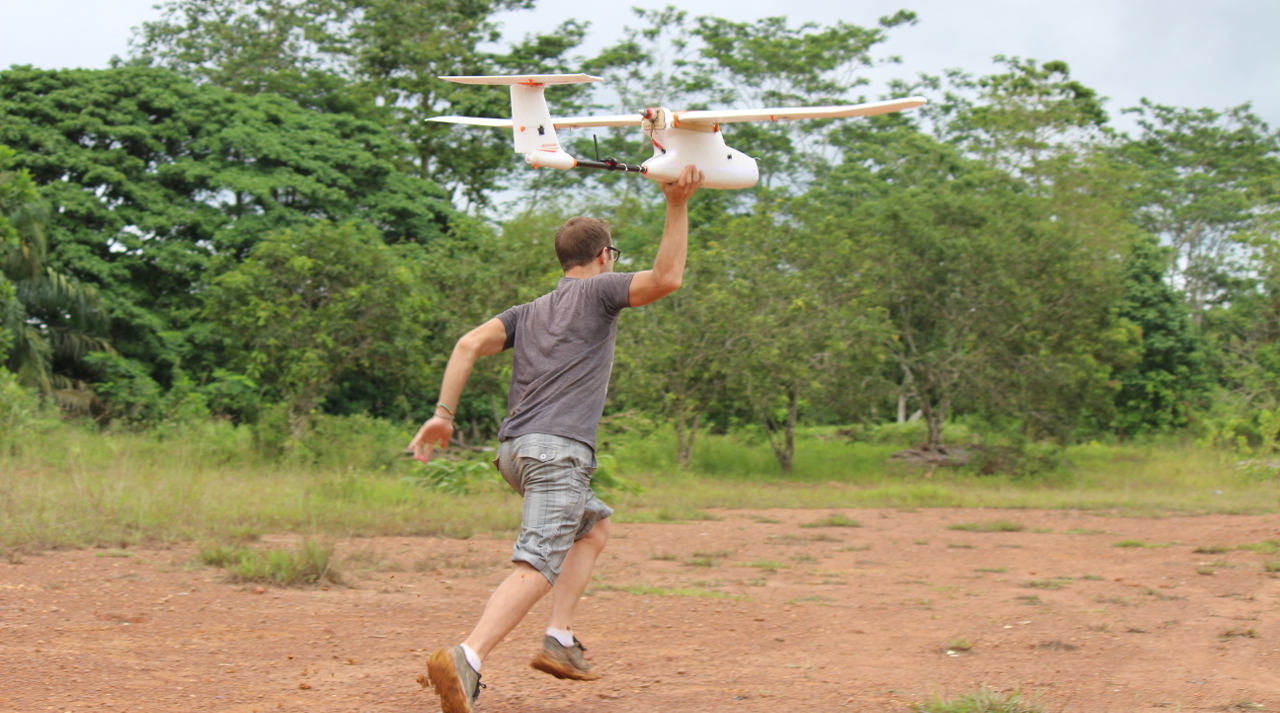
[749,515,781,524]
[948,520,1026,533]
[1094,595,1134,606]
[1025,577,1072,590]
[1065,528,1107,535]
[199,542,250,568]
[95,549,134,558]
[838,544,871,552]
[913,687,1045,713]
[1220,627,1259,639]
[809,533,843,543]
[650,553,678,561]
[594,584,749,601]
[685,556,717,568]
[1015,595,1042,605]
[1078,574,1105,581]
[1238,540,1280,555]
[1114,540,1174,548]
[947,543,975,549]
[767,534,806,545]
[6,421,1280,555]
[200,539,338,587]
[789,554,818,564]
[800,513,862,528]
[616,507,721,523]
[1193,545,1229,554]
[945,637,975,652]
[1125,625,1148,633]
[1263,561,1280,573]
[787,595,835,605]
[975,567,1006,573]
[741,560,788,572]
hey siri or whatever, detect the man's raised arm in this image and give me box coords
[406,317,508,463]
[628,164,705,308]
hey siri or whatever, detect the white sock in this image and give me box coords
[546,627,575,647]
[459,643,482,672]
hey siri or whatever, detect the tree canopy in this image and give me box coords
[3,3,1279,470]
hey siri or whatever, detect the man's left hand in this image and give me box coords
[407,416,453,464]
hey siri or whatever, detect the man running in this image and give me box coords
[407,164,705,713]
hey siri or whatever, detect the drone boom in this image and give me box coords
[429,73,927,189]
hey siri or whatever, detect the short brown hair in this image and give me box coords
[555,216,612,270]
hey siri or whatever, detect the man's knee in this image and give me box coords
[583,517,611,547]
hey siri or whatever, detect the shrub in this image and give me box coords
[0,368,50,454]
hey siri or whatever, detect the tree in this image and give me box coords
[808,122,1132,449]
[204,221,434,438]
[613,238,742,468]
[0,66,452,390]
[0,145,110,403]
[1110,234,1208,434]
[128,0,589,207]
[1119,101,1280,320]
[583,8,915,195]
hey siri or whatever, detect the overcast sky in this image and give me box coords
[2,0,1277,135]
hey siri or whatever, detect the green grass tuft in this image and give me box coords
[200,539,338,587]
[948,520,1026,533]
[913,687,1045,713]
[1238,540,1280,554]
[594,584,748,600]
[741,560,788,572]
[1025,577,1071,590]
[1114,540,1174,548]
[800,513,862,528]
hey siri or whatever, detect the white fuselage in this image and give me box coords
[640,108,759,190]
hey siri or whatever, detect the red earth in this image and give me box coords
[3,508,1279,712]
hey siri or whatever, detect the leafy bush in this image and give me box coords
[85,352,211,429]
[0,368,51,454]
[401,452,642,496]
[402,458,504,495]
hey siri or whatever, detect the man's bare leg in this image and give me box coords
[548,518,612,631]
[528,519,611,681]
[463,561,552,660]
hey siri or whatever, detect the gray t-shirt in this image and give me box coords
[496,272,635,449]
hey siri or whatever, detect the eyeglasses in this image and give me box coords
[600,245,621,261]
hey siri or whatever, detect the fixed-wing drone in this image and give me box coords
[429,74,928,190]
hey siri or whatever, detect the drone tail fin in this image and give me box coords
[439,74,602,169]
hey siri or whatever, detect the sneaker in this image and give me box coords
[424,645,484,713]
[530,635,601,681]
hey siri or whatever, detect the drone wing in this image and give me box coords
[670,97,927,128]
[430,116,513,128]
[553,114,642,129]
[427,114,641,129]
[439,73,603,86]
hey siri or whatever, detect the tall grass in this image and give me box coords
[0,418,520,550]
[2,417,1278,551]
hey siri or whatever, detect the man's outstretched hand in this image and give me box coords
[407,416,453,464]
[661,164,705,206]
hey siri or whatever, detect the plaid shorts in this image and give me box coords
[495,433,614,585]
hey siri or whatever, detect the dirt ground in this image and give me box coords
[3,508,1280,713]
